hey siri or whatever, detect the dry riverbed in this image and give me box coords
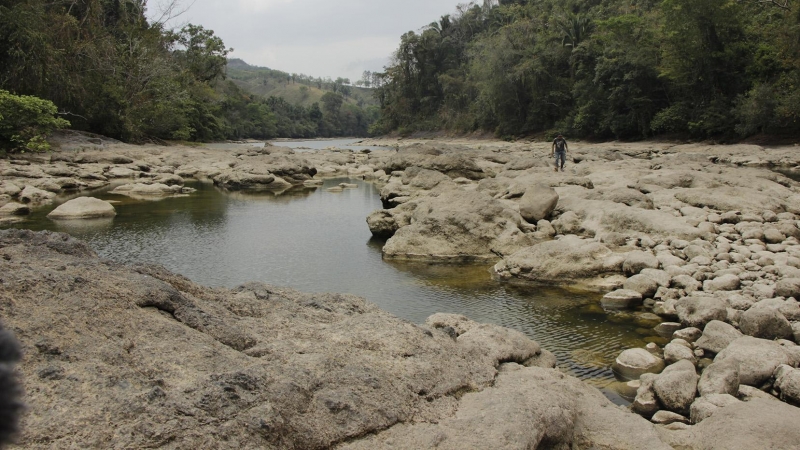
[2,132,800,448]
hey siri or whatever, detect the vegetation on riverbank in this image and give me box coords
[372,0,800,140]
[0,0,376,144]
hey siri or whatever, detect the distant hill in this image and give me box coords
[225,59,377,108]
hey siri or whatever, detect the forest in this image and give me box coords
[0,0,375,150]
[372,0,800,140]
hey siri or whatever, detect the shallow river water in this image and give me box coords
[4,170,662,403]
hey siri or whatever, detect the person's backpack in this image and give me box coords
[554,138,566,152]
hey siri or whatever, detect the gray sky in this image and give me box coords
[150,0,466,82]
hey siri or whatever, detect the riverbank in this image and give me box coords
[2,133,800,447]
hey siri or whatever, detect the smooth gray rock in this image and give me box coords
[613,348,666,381]
[19,185,56,204]
[773,364,800,405]
[689,394,741,424]
[384,188,532,261]
[654,322,682,338]
[775,277,800,298]
[495,235,619,286]
[664,342,696,365]
[697,359,740,396]
[651,410,689,425]
[623,251,660,275]
[695,320,743,354]
[602,289,644,310]
[624,274,659,298]
[673,327,703,343]
[0,202,30,216]
[518,184,559,223]
[702,274,741,293]
[632,373,660,418]
[46,197,116,220]
[671,274,701,293]
[653,360,698,415]
[662,399,800,450]
[739,307,794,340]
[675,297,727,328]
[715,336,793,386]
[640,268,671,287]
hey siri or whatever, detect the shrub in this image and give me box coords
[0,90,70,154]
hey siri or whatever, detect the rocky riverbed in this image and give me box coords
[3,132,800,447]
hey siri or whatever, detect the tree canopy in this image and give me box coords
[372,0,800,140]
[0,0,375,143]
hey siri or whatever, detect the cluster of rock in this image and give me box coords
[356,139,800,432]
[604,213,800,427]
[0,137,325,225]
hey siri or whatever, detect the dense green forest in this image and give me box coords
[0,0,375,147]
[373,0,800,140]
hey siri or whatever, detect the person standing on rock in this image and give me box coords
[551,134,568,172]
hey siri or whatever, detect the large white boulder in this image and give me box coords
[47,197,116,220]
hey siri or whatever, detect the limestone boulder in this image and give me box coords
[695,320,743,355]
[653,359,698,415]
[775,278,800,299]
[738,307,794,340]
[773,364,800,405]
[624,274,660,298]
[46,197,116,220]
[111,183,185,197]
[675,296,728,328]
[664,342,696,365]
[0,202,29,216]
[623,251,660,275]
[552,210,583,235]
[715,336,793,386]
[661,399,800,450]
[673,327,703,343]
[602,289,644,310]
[632,373,660,418]
[518,184,558,223]
[19,185,56,204]
[697,358,740,396]
[688,394,741,424]
[702,274,741,293]
[612,348,665,381]
[383,188,531,261]
[495,235,621,286]
[671,274,702,293]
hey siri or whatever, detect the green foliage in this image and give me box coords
[0,90,69,153]
[0,1,374,143]
[374,0,800,139]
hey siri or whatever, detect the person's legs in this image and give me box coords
[555,151,565,171]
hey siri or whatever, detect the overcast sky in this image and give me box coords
[149,0,465,82]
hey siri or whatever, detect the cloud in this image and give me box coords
[158,0,461,80]
[235,0,295,13]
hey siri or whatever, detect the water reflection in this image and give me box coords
[3,175,657,404]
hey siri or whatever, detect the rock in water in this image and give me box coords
[612,348,665,380]
[47,197,116,220]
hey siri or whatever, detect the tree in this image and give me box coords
[0,90,70,153]
[170,24,232,82]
